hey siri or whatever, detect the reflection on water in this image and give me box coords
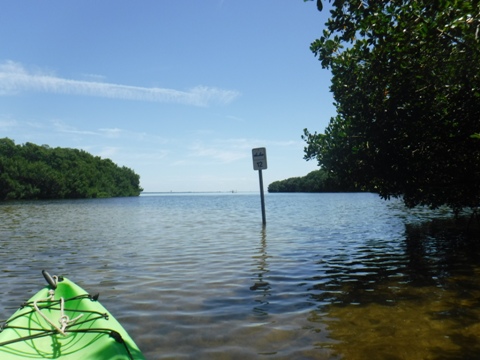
[0,193,479,359]
[313,219,480,360]
[250,228,270,301]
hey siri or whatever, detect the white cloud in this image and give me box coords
[121,149,170,163]
[81,73,107,82]
[0,60,240,107]
[52,120,97,136]
[0,118,17,129]
[97,146,120,159]
[189,141,248,163]
[99,128,123,138]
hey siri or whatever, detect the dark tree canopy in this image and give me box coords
[303,0,480,213]
[0,138,143,200]
[268,169,360,193]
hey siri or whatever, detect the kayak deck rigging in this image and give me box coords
[0,271,145,360]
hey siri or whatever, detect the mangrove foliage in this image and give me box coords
[268,169,360,193]
[0,138,143,200]
[303,0,480,213]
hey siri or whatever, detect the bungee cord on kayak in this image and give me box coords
[0,271,144,359]
[33,285,84,336]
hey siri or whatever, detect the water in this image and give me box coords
[0,193,479,359]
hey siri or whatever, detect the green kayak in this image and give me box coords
[0,271,146,359]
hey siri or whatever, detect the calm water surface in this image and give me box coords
[1,193,479,359]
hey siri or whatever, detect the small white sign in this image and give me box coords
[252,147,267,170]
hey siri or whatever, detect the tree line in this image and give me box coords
[303,0,480,214]
[0,138,143,200]
[268,169,361,193]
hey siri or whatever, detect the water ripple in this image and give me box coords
[1,193,479,359]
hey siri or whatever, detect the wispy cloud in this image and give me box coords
[0,60,240,107]
[99,128,123,138]
[185,137,306,166]
[50,121,173,147]
[0,118,17,129]
[189,140,250,163]
[96,146,120,159]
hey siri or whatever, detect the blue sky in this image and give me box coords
[0,1,335,192]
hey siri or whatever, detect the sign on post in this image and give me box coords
[252,148,267,170]
[252,147,267,225]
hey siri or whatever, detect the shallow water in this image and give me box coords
[0,193,479,359]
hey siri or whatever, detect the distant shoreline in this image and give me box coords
[140,191,257,196]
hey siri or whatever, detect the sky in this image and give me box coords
[0,1,336,192]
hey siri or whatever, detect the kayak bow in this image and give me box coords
[0,271,146,359]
